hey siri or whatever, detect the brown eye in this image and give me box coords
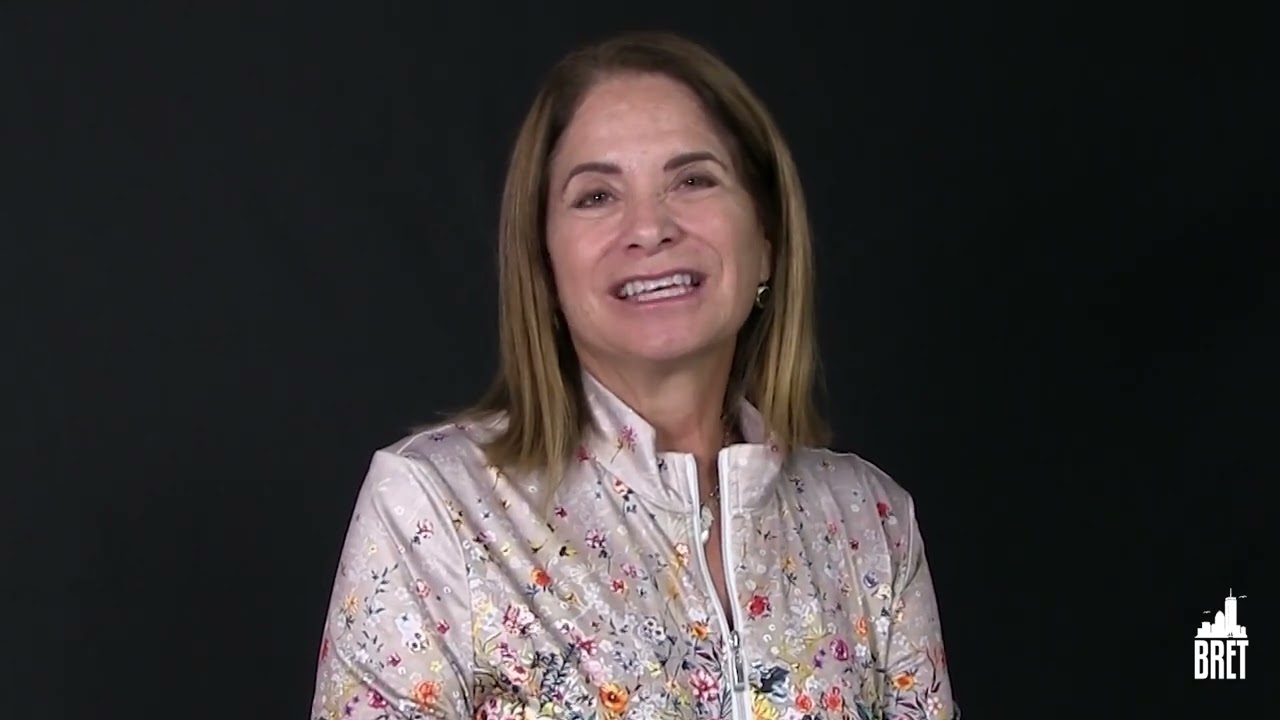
[574,190,614,209]
[681,174,717,189]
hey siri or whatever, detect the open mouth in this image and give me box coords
[612,271,706,303]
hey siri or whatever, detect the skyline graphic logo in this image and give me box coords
[1193,589,1248,680]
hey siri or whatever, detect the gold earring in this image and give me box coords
[755,283,770,309]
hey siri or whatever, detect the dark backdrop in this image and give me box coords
[7,3,1272,718]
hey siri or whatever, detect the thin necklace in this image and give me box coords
[700,421,735,543]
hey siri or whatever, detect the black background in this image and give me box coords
[7,3,1272,718]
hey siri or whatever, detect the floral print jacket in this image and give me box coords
[312,372,959,720]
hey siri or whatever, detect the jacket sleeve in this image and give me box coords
[884,494,960,719]
[311,449,475,720]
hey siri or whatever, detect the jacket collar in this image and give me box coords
[577,370,786,511]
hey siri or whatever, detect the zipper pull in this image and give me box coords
[728,631,747,691]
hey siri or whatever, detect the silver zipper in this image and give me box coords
[684,456,747,719]
[686,458,732,633]
[729,630,747,691]
[717,453,752,720]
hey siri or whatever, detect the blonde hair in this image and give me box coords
[454,30,829,484]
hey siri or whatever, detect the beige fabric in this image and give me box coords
[312,371,959,720]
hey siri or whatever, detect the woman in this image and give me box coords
[311,31,959,720]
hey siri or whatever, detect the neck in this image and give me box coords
[579,352,733,465]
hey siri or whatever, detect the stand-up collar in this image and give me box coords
[577,370,786,511]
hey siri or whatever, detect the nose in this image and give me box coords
[623,193,680,253]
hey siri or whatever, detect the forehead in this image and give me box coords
[553,73,730,166]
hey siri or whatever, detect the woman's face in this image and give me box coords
[545,73,771,373]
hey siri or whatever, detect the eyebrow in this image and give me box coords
[559,150,728,194]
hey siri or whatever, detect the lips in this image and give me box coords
[612,270,706,300]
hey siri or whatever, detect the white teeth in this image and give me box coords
[617,273,697,300]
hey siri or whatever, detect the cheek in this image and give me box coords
[545,228,602,307]
[688,207,765,285]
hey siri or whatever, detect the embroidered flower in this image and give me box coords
[501,604,539,637]
[413,520,435,543]
[475,695,522,720]
[599,683,630,715]
[674,543,690,568]
[514,664,538,688]
[638,616,667,644]
[689,668,720,702]
[891,671,916,692]
[875,615,891,636]
[411,680,442,708]
[617,426,637,452]
[530,568,552,590]
[748,594,772,619]
[830,638,850,661]
[583,658,607,685]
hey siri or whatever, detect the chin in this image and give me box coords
[619,343,704,364]
[606,327,735,366]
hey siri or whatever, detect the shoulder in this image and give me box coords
[384,413,504,467]
[787,445,918,519]
[785,445,923,575]
[356,414,506,509]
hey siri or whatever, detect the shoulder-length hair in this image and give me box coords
[455,30,829,484]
